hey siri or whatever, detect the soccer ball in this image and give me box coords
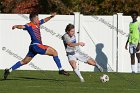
[100,74,109,83]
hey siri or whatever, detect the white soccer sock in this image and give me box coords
[59,68,63,71]
[137,63,140,72]
[131,64,136,72]
[74,68,84,80]
[95,63,103,72]
[9,68,12,72]
[95,63,100,68]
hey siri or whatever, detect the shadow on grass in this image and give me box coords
[15,76,67,81]
[0,78,20,81]
[0,74,64,81]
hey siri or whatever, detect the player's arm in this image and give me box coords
[125,37,129,50]
[43,12,56,23]
[125,25,131,50]
[136,25,140,51]
[62,35,85,47]
[12,25,25,30]
[66,42,85,47]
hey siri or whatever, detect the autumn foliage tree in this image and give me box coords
[2,0,40,13]
[13,0,40,14]
[1,0,140,15]
[1,0,16,13]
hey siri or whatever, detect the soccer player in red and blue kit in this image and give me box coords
[4,13,69,80]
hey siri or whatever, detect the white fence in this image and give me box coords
[0,13,137,72]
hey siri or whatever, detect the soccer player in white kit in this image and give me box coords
[62,24,103,82]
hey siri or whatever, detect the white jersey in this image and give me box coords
[62,33,91,62]
[62,33,80,53]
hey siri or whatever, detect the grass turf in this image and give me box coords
[0,70,140,93]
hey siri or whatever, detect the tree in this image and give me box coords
[1,0,39,14]
[0,0,2,13]
[13,0,40,14]
[1,0,140,15]
[1,0,17,13]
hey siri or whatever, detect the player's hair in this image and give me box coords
[130,10,138,16]
[65,24,75,32]
[29,13,38,21]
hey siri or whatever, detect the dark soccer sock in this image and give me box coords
[53,56,62,70]
[10,61,23,71]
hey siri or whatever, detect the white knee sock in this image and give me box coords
[74,68,84,80]
[95,63,103,72]
[137,63,140,73]
[9,68,12,72]
[131,64,136,72]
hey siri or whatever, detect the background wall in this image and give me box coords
[0,13,137,72]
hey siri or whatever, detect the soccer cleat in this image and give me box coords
[4,69,10,80]
[80,78,85,82]
[59,70,70,76]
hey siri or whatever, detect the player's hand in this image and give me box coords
[12,25,17,30]
[78,42,85,47]
[125,44,128,50]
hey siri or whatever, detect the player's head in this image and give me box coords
[65,24,75,37]
[29,13,39,24]
[130,10,138,20]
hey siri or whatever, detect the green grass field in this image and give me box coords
[0,70,140,93]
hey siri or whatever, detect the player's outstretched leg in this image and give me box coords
[87,58,103,72]
[130,54,136,73]
[3,57,33,80]
[4,61,23,80]
[45,46,69,76]
[69,60,85,82]
[95,63,103,72]
[136,53,140,73]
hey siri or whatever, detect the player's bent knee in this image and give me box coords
[21,61,29,65]
[47,47,58,56]
[53,49,58,56]
[21,59,30,65]
[87,58,96,66]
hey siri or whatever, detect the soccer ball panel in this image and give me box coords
[100,74,109,83]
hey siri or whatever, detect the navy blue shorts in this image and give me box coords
[26,44,49,57]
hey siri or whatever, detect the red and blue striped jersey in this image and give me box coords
[24,19,45,44]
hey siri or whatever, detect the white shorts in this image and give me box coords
[67,51,91,63]
[129,44,137,54]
